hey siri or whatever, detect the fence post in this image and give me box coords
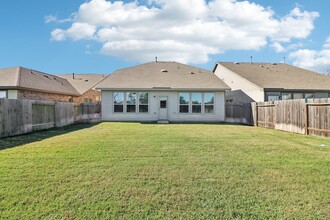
[305,104,309,135]
[255,103,258,126]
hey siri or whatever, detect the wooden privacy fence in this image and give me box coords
[0,98,101,138]
[252,98,330,138]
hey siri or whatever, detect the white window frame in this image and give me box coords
[0,90,7,99]
[113,92,149,114]
[204,93,215,114]
[113,92,124,113]
[178,92,215,114]
[138,92,149,113]
[179,92,190,114]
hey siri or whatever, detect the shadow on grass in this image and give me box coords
[0,123,99,151]
[139,121,252,126]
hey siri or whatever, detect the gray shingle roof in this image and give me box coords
[96,62,230,91]
[217,62,330,91]
[58,74,108,94]
[0,66,80,96]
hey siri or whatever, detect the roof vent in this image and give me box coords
[85,80,89,82]
[161,69,168,73]
[272,63,277,65]
[260,65,264,68]
[234,62,240,64]
[191,72,195,75]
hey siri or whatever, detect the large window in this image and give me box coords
[114,92,148,113]
[139,92,148,113]
[293,93,304,99]
[114,92,124,112]
[179,92,215,114]
[204,93,214,113]
[179,93,190,113]
[281,93,292,100]
[126,92,137,112]
[192,93,202,113]
[0,90,7,98]
[304,93,314,99]
[266,92,280,101]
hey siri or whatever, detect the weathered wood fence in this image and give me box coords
[0,98,101,138]
[252,98,330,138]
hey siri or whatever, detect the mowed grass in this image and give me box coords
[0,123,329,219]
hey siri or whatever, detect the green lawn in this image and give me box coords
[0,123,329,219]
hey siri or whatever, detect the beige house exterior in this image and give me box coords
[213,62,330,103]
[0,66,80,102]
[0,67,108,103]
[96,61,230,122]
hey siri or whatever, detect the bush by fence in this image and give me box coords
[252,98,330,138]
[0,99,101,138]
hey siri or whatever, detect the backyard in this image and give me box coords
[0,123,329,219]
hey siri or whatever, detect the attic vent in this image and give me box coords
[161,69,168,73]
[234,62,240,64]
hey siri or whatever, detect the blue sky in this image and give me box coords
[0,0,329,74]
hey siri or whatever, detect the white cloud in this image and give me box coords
[44,15,57,23]
[44,13,76,24]
[48,0,319,63]
[272,8,319,43]
[51,23,96,41]
[271,42,286,53]
[289,36,330,73]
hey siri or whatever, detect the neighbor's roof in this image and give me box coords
[0,66,80,96]
[58,74,108,94]
[96,62,230,91]
[216,62,330,91]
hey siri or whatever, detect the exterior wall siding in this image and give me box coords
[214,64,264,102]
[101,91,225,122]
[18,90,74,102]
[72,89,101,103]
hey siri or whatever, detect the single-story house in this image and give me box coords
[58,73,108,103]
[213,62,330,103]
[96,61,230,122]
[0,66,80,102]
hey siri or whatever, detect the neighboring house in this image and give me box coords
[0,66,80,102]
[213,62,330,103]
[58,74,108,103]
[96,61,230,122]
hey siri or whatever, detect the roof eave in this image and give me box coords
[96,87,230,92]
[264,88,330,92]
[17,86,80,96]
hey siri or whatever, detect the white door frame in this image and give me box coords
[159,96,168,120]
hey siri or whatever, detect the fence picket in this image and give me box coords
[253,98,330,138]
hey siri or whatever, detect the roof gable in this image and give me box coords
[218,62,330,91]
[96,62,230,90]
[0,66,80,96]
[58,74,108,94]
[0,67,20,87]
